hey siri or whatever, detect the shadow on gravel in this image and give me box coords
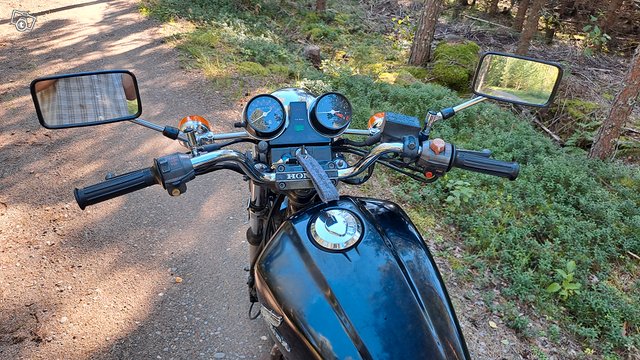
[1,1,268,359]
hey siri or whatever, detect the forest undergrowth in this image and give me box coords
[140,0,640,358]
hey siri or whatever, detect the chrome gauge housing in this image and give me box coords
[310,92,352,136]
[309,209,363,251]
[243,94,287,140]
[271,88,316,113]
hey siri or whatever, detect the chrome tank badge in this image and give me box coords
[310,209,363,251]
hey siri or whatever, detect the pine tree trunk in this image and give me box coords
[316,0,326,13]
[600,0,623,34]
[488,0,500,14]
[408,0,443,66]
[589,46,640,160]
[512,0,529,31]
[515,0,544,55]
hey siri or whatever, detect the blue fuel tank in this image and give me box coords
[255,197,469,359]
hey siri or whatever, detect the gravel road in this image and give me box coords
[0,1,270,359]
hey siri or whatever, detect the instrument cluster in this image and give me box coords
[242,90,352,142]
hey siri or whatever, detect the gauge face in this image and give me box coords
[311,92,352,136]
[244,94,286,139]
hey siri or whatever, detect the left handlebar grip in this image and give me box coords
[74,168,158,210]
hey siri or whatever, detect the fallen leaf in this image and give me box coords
[175,277,183,283]
[501,339,509,345]
[489,321,497,329]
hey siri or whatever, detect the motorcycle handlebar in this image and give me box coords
[72,139,520,209]
[74,168,158,209]
[452,149,519,180]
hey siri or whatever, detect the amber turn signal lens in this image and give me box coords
[367,112,385,130]
[178,115,211,131]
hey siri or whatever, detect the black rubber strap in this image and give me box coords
[295,153,339,203]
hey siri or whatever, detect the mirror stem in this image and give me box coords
[130,118,188,142]
[452,96,487,114]
[421,96,488,140]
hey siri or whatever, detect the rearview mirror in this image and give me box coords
[472,52,563,107]
[31,70,142,129]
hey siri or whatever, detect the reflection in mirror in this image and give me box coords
[474,54,561,106]
[33,72,141,128]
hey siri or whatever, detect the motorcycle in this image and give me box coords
[30,52,562,359]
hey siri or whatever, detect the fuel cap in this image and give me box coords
[310,209,363,251]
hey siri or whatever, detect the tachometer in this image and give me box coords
[310,92,352,136]
[243,94,286,139]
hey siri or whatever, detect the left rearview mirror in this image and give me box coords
[31,70,142,129]
[472,52,563,107]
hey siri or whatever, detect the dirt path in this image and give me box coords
[0,1,270,359]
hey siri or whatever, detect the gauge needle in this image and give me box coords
[251,108,272,123]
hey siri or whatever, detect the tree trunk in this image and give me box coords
[512,0,529,31]
[600,0,623,34]
[515,0,544,55]
[589,46,640,160]
[408,0,444,66]
[316,0,326,13]
[488,0,500,14]
[544,27,555,44]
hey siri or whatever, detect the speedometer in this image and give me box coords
[243,94,286,139]
[310,92,352,136]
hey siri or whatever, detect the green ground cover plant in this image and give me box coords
[141,0,640,356]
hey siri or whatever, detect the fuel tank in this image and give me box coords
[255,197,469,359]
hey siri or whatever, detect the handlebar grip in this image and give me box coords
[74,168,158,209]
[453,150,520,180]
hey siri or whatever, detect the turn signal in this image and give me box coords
[367,112,385,131]
[178,115,211,132]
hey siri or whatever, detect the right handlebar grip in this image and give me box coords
[453,150,520,180]
[74,167,158,209]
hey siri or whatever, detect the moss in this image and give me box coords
[378,72,398,84]
[361,62,387,75]
[563,99,600,121]
[236,61,268,76]
[303,11,321,24]
[395,70,419,86]
[266,64,292,77]
[432,41,481,91]
[400,66,429,80]
[377,70,418,86]
[334,13,351,26]
[304,23,340,42]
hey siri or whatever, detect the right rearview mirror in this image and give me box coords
[31,70,142,129]
[472,52,563,107]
